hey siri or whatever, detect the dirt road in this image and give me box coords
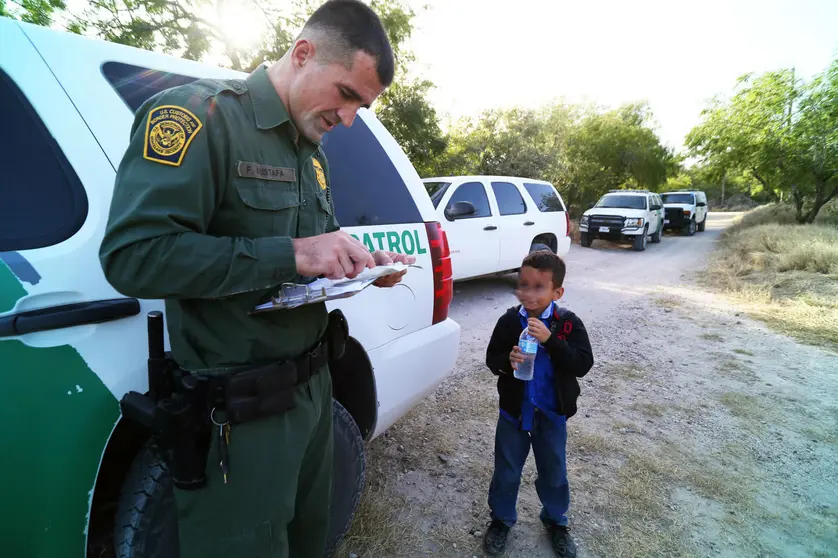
[339,213,838,558]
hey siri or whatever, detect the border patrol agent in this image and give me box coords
[99,2,409,556]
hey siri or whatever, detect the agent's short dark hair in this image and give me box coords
[301,0,395,87]
[522,250,566,289]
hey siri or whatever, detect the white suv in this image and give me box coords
[421,175,572,280]
[0,17,460,558]
[661,190,709,235]
[579,190,664,251]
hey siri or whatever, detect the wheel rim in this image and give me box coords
[690,222,695,233]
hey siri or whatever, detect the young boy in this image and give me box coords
[483,250,594,557]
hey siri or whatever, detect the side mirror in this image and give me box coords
[587,202,595,210]
[445,201,476,220]
[697,201,706,207]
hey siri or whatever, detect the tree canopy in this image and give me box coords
[686,59,838,223]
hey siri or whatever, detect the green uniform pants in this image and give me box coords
[174,365,334,558]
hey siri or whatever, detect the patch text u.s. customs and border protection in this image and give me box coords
[312,158,327,190]
[143,105,203,166]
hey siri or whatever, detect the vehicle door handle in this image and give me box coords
[483,225,498,231]
[0,297,140,338]
[524,221,535,226]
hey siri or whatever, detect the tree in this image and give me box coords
[375,79,447,178]
[686,59,838,223]
[1,0,67,26]
[560,101,674,210]
[429,100,673,215]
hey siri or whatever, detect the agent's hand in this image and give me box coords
[371,250,416,288]
[292,231,376,280]
[527,318,551,343]
[509,346,525,370]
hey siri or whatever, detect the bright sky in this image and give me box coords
[402,0,838,152]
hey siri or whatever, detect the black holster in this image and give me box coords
[119,312,212,490]
[327,309,349,362]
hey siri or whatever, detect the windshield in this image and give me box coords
[661,193,695,205]
[424,181,451,208]
[595,194,647,210]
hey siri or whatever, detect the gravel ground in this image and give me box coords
[338,213,838,558]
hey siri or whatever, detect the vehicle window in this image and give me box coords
[491,182,527,215]
[321,117,423,226]
[447,181,491,218]
[0,69,88,252]
[661,193,695,205]
[102,61,201,112]
[523,183,564,212]
[595,194,647,210]
[424,181,451,209]
[652,195,662,209]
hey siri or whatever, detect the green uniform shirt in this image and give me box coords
[99,65,339,371]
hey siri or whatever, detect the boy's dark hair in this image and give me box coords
[301,0,395,87]
[522,250,566,288]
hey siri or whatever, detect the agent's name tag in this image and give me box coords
[237,162,296,182]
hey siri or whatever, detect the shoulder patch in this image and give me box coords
[143,105,203,166]
[312,158,327,191]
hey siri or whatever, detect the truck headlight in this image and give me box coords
[624,218,644,228]
[580,215,589,226]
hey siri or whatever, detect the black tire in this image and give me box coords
[632,227,647,251]
[324,400,366,557]
[650,223,662,243]
[697,217,706,232]
[580,233,593,247]
[683,219,696,236]
[113,400,365,558]
[529,242,553,253]
[113,444,177,558]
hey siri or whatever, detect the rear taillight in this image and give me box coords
[425,221,453,324]
[565,211,571,237]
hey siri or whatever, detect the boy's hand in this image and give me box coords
[527,318,551,343]
[509,346,525,370]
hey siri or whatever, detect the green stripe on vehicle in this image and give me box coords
[0,262,120,557]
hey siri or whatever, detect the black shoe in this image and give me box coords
[547,524,577,558]
[483,519,511,556]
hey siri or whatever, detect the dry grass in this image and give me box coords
[700,332,724,342]
[719,392,763,419]
[703,204,838,351]
[335,451,423,558]
[631,402,667,418]
[594,454,698,558]
[655,296,682,311]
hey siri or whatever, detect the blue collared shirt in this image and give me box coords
[500,302,563,431]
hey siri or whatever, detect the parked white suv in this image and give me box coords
[0,17,460,558]
[421,176,572,280]
[661,190,709,235]
[579,190,664,251]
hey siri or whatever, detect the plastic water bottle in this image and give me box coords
[515,328,538,381]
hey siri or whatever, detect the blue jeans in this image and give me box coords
[488,409,570,528]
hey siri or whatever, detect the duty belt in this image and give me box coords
[202,339,329,426]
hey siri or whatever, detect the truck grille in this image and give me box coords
[589,215,625,229]
[665,208,685,223]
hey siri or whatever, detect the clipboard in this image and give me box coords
[251,263,421,313]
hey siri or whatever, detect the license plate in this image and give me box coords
[599,226,609,233]
[664,219,670,224]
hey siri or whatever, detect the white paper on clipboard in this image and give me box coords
[251,263,421,313]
